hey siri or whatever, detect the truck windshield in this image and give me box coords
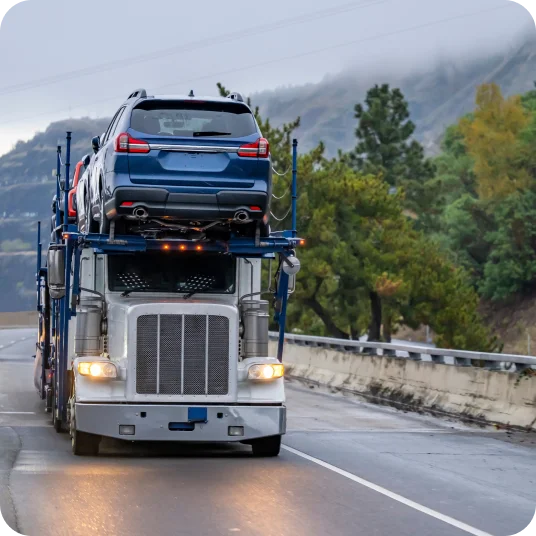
[108,252,236,295]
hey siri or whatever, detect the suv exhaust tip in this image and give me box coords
[133,207,148,219]
[234,210,251,223]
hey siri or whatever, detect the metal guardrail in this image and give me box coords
[269,332,536,372]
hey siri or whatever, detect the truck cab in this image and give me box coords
[67,247,285,455]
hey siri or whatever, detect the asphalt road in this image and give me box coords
[1,328,534,536]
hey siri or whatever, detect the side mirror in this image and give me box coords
[47,245,65,299]
[91,136,100,154]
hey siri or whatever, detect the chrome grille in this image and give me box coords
[135,314,229,396]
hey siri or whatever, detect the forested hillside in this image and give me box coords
[2,34,536,354]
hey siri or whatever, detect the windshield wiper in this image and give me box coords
[192,131,231,137]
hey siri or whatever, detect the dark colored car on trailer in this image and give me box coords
[81,89,272,238]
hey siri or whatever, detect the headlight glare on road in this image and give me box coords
[248,363,284,381]
[78,361,117,379]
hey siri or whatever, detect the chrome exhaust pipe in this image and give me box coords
[133,207,148,219]
[234,210,250,223]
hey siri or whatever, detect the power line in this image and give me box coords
[0,3,513,128]
[0,0,388,97]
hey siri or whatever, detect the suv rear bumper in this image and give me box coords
[105,187,268,221]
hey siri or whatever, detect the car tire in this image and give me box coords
[99,191,109,235]
[87,195,98,234]
[251,435,281,457]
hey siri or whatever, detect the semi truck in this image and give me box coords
[34,131,302,456]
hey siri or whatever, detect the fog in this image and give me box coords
[0,0,533,155]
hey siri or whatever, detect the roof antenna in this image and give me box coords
[188,89,194,97]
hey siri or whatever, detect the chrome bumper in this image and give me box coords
[75,403,286,441]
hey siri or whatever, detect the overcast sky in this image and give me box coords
[0,0,533,155]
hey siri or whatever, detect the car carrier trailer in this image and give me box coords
[34,131,302,456]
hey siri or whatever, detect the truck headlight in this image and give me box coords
[248,363,284,381]
[78,361,117,379]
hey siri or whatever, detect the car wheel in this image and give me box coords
[99,190,109,235]
[87,195,98,233]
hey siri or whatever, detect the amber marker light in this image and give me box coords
[163,244,170,251]
[299,239,306,246]
[195,245,202,251]
[179,245,187,251]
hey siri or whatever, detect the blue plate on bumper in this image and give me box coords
[188,407,208,423]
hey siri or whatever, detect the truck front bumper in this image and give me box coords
[75,403,286,442]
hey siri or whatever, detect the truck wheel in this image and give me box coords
[53,411,62,433]
[251,435,281,457]
[72,430,101,456]
[70,400,100,456]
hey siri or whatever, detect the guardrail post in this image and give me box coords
[515,363,530,372]
[455,357,472,367]
[484,360,501,371]
[383,349,396,357]
[431,355,445,364]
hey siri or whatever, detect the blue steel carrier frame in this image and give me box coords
[35,133,302,432]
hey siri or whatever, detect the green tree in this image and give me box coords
[480,190,536,300]
[347,83,435,223]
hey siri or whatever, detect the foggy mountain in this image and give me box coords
[1,34,535,311]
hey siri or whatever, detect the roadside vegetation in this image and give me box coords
[218,81,536,351]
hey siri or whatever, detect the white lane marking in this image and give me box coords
[0,412,36,415]
[282,445,494,536]
[288,429,453,434]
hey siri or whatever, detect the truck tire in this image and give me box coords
[251,435,281,457]
[72,430,101,456]
[70,399,101,456]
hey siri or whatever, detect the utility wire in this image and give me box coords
[0,3,512,128]
[0,0,389,97]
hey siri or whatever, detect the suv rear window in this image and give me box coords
[130,100,257,138]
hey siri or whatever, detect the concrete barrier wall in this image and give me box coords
[0,311,36,328]
[272,342,536,430]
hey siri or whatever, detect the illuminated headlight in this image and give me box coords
[248,363,284,381]
[78,361,117,379]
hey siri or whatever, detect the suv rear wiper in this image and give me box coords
[192,131,231,137]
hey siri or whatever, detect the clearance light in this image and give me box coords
[299,239,305,246]
[179,245,187,251]
[195,245,203,251]
[163,244,170,251]
[248,363,284,381]
[78,361,117,379]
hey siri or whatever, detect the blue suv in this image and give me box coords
[80,89,271,239]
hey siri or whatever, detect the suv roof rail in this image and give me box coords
[127,88,147,100]
[228,92,244,103]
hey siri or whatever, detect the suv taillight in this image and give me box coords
[115,133,150,154]
[238,137,269,158]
